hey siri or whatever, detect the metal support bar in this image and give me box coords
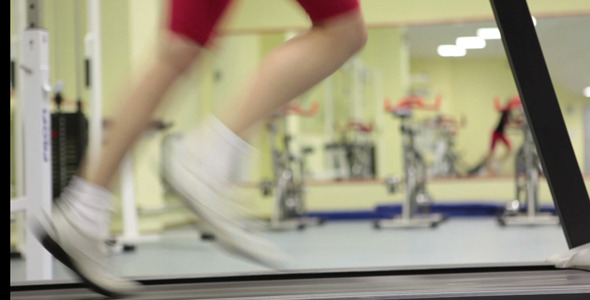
[86,0,103,176]
[16,0,54,280]
[112,152,161,251]
[21,28,53,281]
[490,0,590,248]
[25,0,43,29]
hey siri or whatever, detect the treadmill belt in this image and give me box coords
[10,266,590,299]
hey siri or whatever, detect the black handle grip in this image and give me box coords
[85,59,91,87]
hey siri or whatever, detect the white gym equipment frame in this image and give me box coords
[10,0,53,281]
[10,0,157,281]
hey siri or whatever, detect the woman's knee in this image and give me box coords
[316,13,368,55]
[343,15,368,54]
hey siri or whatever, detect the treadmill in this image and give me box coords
[10,263,590,299]
[11,1,590,299]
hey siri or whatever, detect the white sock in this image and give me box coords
[61,176,112,239]
[184,116,254,184]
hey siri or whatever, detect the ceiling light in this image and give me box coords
[456,36,486,49]
[437,45,466,57]
[584,86,590,98]
[477,28,501,40]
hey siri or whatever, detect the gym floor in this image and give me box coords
[10,217,567,282]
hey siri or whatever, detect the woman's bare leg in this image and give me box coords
[219,11,367,138]
[86,34,202,188]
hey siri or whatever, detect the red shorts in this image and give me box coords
[168,0,361,47]
[490,131,511,151]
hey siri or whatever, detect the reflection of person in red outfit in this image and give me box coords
[484,96,524,175]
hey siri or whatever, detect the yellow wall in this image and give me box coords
[10,0,17,37]
[44,0,82,104]
[554,87,588,169]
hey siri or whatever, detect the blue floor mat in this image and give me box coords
[306,202,557,221]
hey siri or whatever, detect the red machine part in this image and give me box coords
[348,121,374,133]
[384,94,442,113]
[282,101,320,117]
[494,95,522,112]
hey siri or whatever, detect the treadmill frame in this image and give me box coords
[491,0,590,249]
[11,263,590,299]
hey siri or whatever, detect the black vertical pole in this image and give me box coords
[490,0,590,248]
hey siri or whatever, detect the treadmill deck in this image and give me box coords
[11,265,590,299]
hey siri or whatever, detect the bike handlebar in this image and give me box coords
[284,101,320,116]
[348,121,374,133]
[384,94,442,113]
[494,95,522,112]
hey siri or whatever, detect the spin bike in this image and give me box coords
[375,95,446,229]
[260,103,324,231]
[498,114,559,226]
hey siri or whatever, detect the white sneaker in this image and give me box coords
[32,179,141,297]
[161,117,291,269]
[546,243,590,271]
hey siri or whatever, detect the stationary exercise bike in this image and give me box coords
[260,102,324,231]
[375,95,446,229]
[498,112,559,226]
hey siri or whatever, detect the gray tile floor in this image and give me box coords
[10,217,568,283]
